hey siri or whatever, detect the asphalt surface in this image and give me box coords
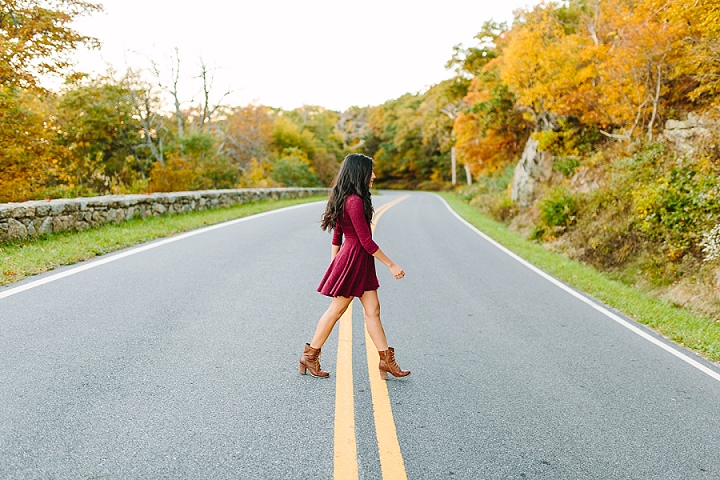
[2,191,720,479]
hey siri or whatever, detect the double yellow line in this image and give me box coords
[333,194,410,480]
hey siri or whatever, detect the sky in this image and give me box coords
[70,0,534,112]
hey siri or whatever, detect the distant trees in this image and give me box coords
[3,0,720,203]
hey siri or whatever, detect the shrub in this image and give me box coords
[539,186,577,228]
[553,156,580,177]
[461,164,517,221]
[270,156,322,187]
[148,156,195,192]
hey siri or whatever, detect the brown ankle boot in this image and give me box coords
[378,347,410,380]
[299,343,329,378]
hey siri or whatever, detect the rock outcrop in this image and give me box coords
[511,137,557,207]
[663,113,714,155]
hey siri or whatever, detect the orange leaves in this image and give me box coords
[0,87,67,202]
[0,0,102,90]
[667,0,720,107]
[453,75,527,176]
[148,155,195,193]
[221,104,274,169]
[494,0,690,138]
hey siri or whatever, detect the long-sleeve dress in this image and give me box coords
[317,194,379,298]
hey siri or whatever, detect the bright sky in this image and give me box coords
[70,0,534,112]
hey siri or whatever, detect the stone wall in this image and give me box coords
[0,188,328,243]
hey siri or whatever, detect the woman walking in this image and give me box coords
[299,154,410,380]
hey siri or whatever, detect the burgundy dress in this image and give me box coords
[317,194,379,298]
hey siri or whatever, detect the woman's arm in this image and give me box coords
[372,247,405,279]
[330,222,343,261]
[345,196,379,254]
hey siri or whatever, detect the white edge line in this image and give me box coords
[0,200,325,301]
[435,194,720,384]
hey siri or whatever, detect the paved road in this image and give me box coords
[2,191,720,479]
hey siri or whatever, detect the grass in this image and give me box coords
[0,195,326,287]
[439,191,720,363]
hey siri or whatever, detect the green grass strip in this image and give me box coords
[0,195,326,288]
[439,191,720,363]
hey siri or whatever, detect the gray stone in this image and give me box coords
[51,203,66,215]
[38,216,53,235]
[10,206,30,218]
[53,216,73,232]
[36,204,51,216]
[511,136,558,207]
[663,113,714,155]
[7,218,28,240]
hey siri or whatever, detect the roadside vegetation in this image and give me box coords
[0,196,325,287]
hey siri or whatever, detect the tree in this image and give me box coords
[594,0,684,139]
[0,0,102,89]
[498,0,685,139]
[0,87,67,201]
[667,0,720,108]
[454,73,528,176]
[56,76,145,192]
[336,106,369,150]
[122,69,168,166]
[196,58,230,132]
[446,20,506,79]
[418,77,469,155]
[151,48,185,145]
[218,104,274,172]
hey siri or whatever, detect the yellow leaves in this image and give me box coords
[148,155,195,193]
[494,0,689,134]
[666,0,720,106]
[237,158,278,188]
[0,0,102,90]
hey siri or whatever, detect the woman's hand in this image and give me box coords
[389,263,405,280]
[371,248,405,279]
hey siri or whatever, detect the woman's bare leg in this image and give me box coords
[310,296,353,349]
[359,290,389,351]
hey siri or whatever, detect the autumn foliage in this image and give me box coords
[2,0,720,204]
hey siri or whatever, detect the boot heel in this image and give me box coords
[379,369,388,380]
[299,362,307,375]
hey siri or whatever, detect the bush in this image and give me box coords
[270,156,322,187]
[148,156,195,192]
[553,156,580,177]
[539,186,577,228]
[461,164,517,221]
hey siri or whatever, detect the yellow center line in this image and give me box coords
[367,194,410,480]
[334,303,357,479]
[332,193,410,480]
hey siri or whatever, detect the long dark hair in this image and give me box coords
[321,154,374,231]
